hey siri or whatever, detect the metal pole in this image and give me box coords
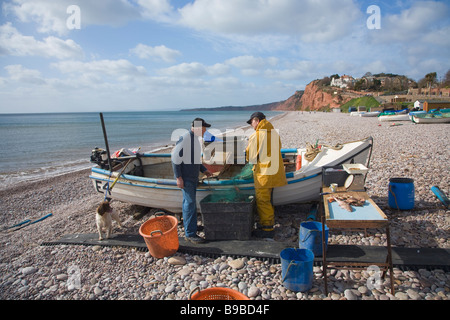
[100,113,113,171]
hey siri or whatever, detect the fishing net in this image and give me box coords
[202,189,253,203]
[202,163,255,203]
[231,162,254,180]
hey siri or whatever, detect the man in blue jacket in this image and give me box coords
[172,118,212,243]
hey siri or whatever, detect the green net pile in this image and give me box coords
[203,190,253,203]
[231,162,254,180]
[203,163,254,203]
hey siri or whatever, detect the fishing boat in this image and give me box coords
[409,108,450,121]
[359,111,380,117]
[378,109,410,122]
[378,114,410,121]
[429,108,450,114]
[408,110,426,120]
[89,137,373,214]
[411,112,450,124]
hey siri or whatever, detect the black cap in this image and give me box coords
[192,118,211,128]
[246,112,266,124]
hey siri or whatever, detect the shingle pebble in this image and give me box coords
[1,113,448,301]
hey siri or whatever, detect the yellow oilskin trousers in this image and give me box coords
[255,188,274,230]
[246,119,287,231]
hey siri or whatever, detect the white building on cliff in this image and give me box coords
[330,74,355,89]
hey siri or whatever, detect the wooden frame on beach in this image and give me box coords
[320,187,395,295]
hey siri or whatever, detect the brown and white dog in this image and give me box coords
[96,201,122,240]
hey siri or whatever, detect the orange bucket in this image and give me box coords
[190,287,250,300]
[139,215,179,258]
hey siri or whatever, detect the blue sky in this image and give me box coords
[0,0,449,113]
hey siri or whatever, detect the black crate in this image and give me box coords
[199,193,255,241]
[322,165,349,187]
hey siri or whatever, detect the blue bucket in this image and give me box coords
[388,178,414,210]
[299,221,329,256]
[280,248,314,292]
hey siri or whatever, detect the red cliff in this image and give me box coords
[275,80,353,111]
[299,80,351,110]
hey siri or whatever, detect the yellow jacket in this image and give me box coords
[246,119,288,189]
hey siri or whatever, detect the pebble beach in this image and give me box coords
[0,111,448,301]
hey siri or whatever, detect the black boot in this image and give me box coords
[252,228,274,239]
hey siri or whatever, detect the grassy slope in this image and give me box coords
[340,96,380,112]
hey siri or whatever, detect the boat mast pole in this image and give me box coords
[100,113,113,171]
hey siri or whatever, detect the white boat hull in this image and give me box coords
[90,137,373,213]
[412,115,450,124]
[378,114,410,122]
[359,112,380,117]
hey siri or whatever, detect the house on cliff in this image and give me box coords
[330,75,355,89]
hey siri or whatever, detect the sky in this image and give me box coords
[0,0,449,113]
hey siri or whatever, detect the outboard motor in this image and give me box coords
[90,147,109,169]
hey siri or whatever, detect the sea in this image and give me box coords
[0,110,282,189]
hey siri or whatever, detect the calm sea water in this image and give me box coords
[0,110,281,188]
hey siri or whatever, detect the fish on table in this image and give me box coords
[329,194,366,212]
[333,196,353,212]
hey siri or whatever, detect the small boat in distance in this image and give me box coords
[412,112,450,124]
[378,108,410,122]
[359,111,381,117]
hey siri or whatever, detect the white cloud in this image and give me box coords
[363,1,450,79]
[224,55,279,77]
[137,0,174,21]
[369,1,450,43]
[51,59,147,81]
[361,60,388,75]
[3,0,141,35]
[157,62,230,78]
[3,0,69,35]
[4,64,46,84]
[178,0,361,42]
[0,23,84,59]
[130,44,181,63]
[264,60,317,81]
[422,25,450,47]
[226,55,278,69]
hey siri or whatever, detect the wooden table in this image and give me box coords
[321,187,394,295]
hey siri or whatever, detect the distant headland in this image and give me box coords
[181,71,450,113]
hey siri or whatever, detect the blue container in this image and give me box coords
[280,248,314,292]
[388,178,415,210]
[299,221,329,256]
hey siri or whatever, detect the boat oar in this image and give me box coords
[10,213,53,232]
[1,219,31,232]
[109,158,133,191]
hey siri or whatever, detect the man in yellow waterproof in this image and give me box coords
[246,112,287,238]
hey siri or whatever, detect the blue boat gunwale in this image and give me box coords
[137,148,298,158]
[90,166,311,188]
[91,148,300,186]
[89,138,373,189]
